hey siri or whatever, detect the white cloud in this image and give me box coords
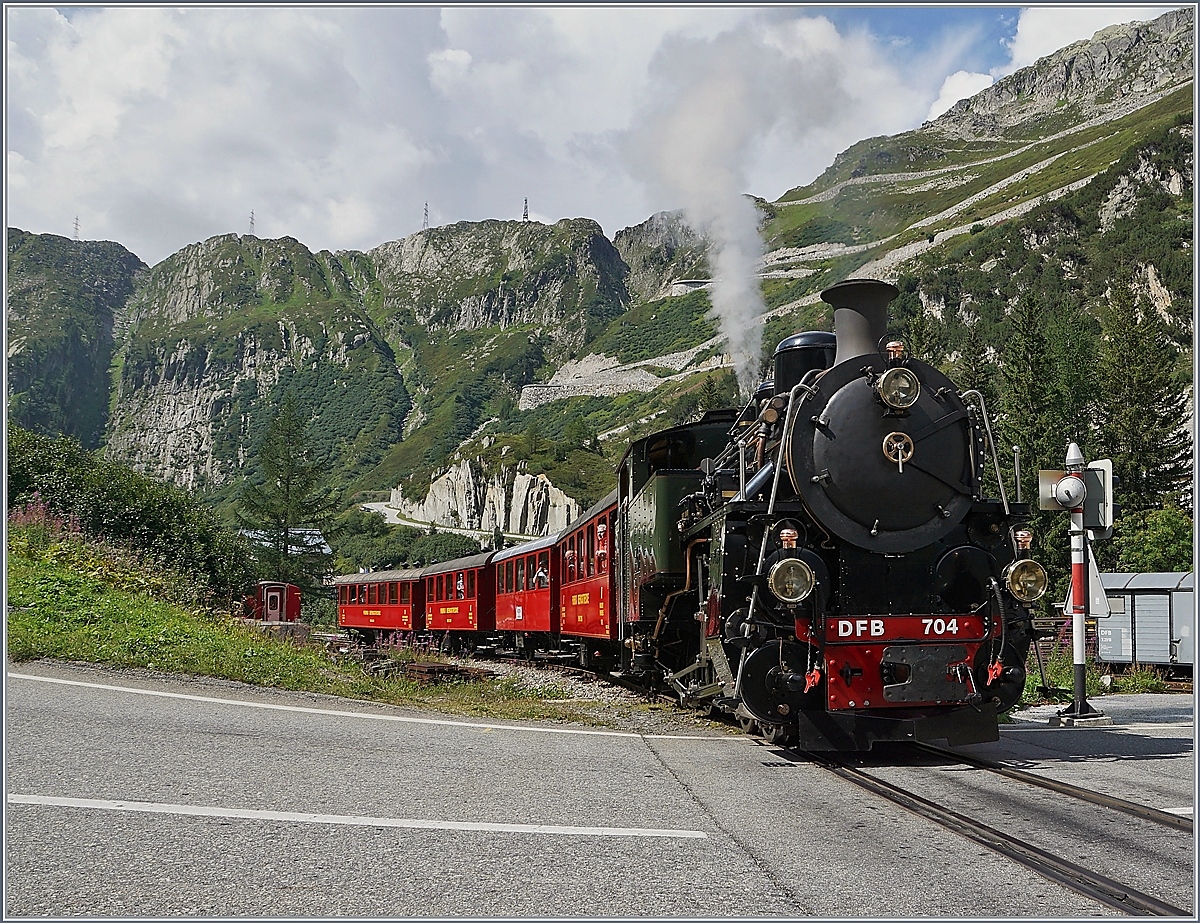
[926,71,995,122]
[1000,6,1177,75]
[6,6,1174,268]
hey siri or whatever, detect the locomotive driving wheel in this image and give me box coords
[760,723,798,746]
[738,715,760,735]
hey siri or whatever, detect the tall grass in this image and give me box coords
[5,511,609,724]
[1021,650,1169,704]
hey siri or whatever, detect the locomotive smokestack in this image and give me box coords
[821,279,900,366]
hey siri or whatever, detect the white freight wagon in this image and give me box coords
[1096,572,1193,672]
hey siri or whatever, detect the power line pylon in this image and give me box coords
[73,216,80,240]
[423,202,429,230]
[522,198,529,221]
[248,210,255,235]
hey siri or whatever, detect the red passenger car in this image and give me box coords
[334,568,426,641]
[559,496,617,666]
[493,533,559,653]
[422,551,496,639]
[245,581,302,622]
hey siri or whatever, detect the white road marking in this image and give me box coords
[7,794,707,838]
[7,672,746,742]
[1162,806,1194,817]
[1003,722,1193,731]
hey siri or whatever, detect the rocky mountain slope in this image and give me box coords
[7,230,145,448]
[7,7,1193,542]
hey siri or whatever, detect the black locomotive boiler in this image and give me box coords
[614,278,1047,749]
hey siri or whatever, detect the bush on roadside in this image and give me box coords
[7,426,258,598]
[1021,650,1106,703]
[1111,665,1169,694]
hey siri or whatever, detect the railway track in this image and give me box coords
[912,742,1193,833]
[785,746,1190,916]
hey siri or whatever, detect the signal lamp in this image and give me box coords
[877,367,921,409]
[1004,559,1048,602]
[768,558,815,605]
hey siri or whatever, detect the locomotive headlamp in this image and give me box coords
[877,367,920,409]
[768,558,814,604]
[1004,559,1048,602]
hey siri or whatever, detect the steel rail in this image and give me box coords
[913,742,1193,833]
[799,749,1190,917]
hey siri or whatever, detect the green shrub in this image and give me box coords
[7,426,258,597]
[1022,650,1105,703]
[1112,665,1169,694]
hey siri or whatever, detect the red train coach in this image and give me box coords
[334,568,425,642]
[422,551,496,642]
[244,581,302,622]
[493,533,559,655]
[559,492,618,668]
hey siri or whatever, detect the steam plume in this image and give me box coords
[622,20,851,397]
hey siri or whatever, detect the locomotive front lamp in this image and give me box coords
[1004,559,1048,602]
[877,367,920,410]
[768,558,814,604]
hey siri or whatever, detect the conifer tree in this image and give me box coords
[1093,287,1191,512]
[237,393,340,588]
[998,290,1062,502]
[952,322,997,411]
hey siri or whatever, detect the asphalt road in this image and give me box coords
[5,660,1193,918]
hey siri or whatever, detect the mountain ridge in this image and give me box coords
[6,8,1193,541]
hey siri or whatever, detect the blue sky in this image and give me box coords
[5,5,1182,265]
[817,5,1018,57]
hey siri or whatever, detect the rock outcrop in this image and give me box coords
[613,210,710,303]
[104,234,407,491]
[932,8,1194,139]
[369,217,629,355]
[6,229,146,448]
[390,459,578,537]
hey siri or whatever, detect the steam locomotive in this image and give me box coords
[335,279,1048,750]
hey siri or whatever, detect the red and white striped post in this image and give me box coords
[1055,442,1103,719]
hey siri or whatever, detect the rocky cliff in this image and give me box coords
[6,229,146,448]
[932,7,1194,139]
[370,218,630,356]
[612,210,711,303]
[105,234,408,493]
[389,458,578,537]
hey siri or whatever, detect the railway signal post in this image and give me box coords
[1039,442,1114,725]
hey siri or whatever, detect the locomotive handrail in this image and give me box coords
[960,389,1009,516]
[733,372,822,698]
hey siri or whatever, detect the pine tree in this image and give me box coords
[237,393,340,588]
[997,290,1061,503]
[1093,287,1192,512]
[952,322,997,411]
[697,375,721,413]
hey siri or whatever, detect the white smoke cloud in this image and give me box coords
[620,17,892,396]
